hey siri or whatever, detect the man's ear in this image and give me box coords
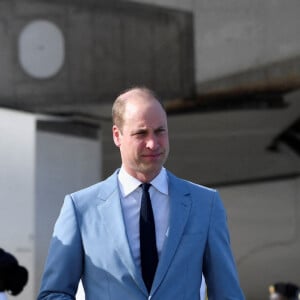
[112,125,121,147]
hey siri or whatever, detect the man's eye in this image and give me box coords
[156,129,166,134]
[135,132,146,136]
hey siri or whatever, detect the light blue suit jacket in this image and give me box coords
[37,170,245,300]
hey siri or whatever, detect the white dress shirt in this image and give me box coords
[118,167,169,268]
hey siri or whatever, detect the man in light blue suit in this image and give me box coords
[37,87,245,300]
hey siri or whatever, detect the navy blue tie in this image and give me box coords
[139,183,158,293]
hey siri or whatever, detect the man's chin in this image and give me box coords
[139,164,162,176]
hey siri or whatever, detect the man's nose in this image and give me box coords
[146,135,158,149]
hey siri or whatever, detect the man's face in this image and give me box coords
[113,95,169,182]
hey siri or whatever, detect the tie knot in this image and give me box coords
[141,183,151,192]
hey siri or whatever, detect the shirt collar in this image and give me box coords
[118,167,168,197]
[151,168,168,195]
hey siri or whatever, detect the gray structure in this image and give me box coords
[0,0,193,110]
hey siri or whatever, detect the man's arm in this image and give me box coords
[203,191,245,300]
[37,195,83,300]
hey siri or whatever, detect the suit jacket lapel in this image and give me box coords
[152,172,191,293]
[96,172,147,295]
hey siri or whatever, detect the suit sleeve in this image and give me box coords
[37,195,83,300]
[203,191,245,300]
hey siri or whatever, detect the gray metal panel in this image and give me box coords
[0,12,13,97]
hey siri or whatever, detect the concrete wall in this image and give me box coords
[194,0,300,84]
[220,177,300,300]
[0,108,101,300]
[2,0,299,109]
[0,0,194,110]
[130,0,300,87]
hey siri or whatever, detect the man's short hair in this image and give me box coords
[112,86,165,130]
